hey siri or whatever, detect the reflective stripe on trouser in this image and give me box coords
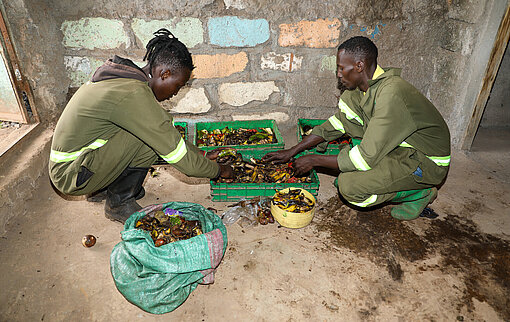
[400,141,450,167]
[50,129,158,196]
[337,148,434,208]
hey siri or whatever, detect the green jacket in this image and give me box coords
[50,77,219,185]
[311,67,451,184]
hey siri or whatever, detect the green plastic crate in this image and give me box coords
[194,120,284,152]
[297,118,348,155]
[210,149,319,202]
[154,121,188,165]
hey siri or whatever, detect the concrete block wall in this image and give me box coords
[59,15,345,134]
[2,0,508,145]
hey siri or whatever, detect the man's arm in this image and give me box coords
[263,134,325,164]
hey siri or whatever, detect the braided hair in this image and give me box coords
[143,28,195,76]
[338,36,378,65]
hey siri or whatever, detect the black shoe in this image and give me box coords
[104,167,149,223]
[105,198,142,223]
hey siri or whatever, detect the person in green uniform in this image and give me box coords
[49,29,233,223]
[264,36,451,220]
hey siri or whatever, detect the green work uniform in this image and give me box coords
[49,60,219,196]
[311,67,451,208]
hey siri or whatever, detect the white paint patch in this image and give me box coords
[233,112,289,123]
[223,0,247,10]
[261,52,303,72]
[169,87,211,114]
[219,81,280,106]
[64,56,104,87]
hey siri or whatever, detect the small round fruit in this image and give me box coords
[154,239,165,247]
[82,235,96,248]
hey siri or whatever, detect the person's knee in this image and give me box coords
[337,174,359,200]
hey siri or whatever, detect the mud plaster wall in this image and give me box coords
[1,0,508,144]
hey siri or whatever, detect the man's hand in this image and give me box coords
[262,149,295,164]
[205,148,234,161]
[218,164,234,179]
[293,154,318,176]
[294,154,340,176]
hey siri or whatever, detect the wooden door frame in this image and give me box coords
[0,5,39,124]
[462,4,510,150]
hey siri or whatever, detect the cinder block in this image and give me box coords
[208,16,269,47]
[192,52,248,78]
[61,18,129,50]
[165,87,211,114]
[279,19,341,48]
[233,112,289,123]
[132,18,203,48]
[219,81,279,106]
[64,56,105,87]
[261,52,303,72]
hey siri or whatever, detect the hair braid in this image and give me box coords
[143,28,195,76]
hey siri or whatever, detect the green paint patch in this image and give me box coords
[321,55,336,72]
[61,18,129,50]
[132,18,203,48]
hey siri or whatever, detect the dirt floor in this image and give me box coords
[0,129,509,321]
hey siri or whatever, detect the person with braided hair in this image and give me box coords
[49,29,233,223]
[264,36,451,220]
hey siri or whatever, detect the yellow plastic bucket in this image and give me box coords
[270,188,316,229]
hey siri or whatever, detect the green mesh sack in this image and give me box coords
[110,202,228,314]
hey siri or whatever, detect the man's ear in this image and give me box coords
[355,60,365,73]
[160,69,172,80]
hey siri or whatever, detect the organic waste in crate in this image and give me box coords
[197,127,275,148]
[272,188,315,213]
[135,208,203,247]
[215,149,312,184]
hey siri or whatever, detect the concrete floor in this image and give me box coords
[0,130,509,321]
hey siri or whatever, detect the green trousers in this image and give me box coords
[53,129,158,196]
[337,147,435,208]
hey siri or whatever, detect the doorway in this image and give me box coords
[469,40,510,183]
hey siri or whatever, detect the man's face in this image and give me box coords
[337,49,361,91]
[151,67,191,102]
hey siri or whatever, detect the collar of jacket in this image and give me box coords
[367,67,401,87]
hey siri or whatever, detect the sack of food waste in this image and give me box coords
[110,202,227,314]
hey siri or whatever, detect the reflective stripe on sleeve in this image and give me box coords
[399,141,450,166]
[338,99,363,125]
[160,138,187,164]
[349,145,371,171]
[349,194,377,207]
[328,115,345,133]
[50,139,108,163]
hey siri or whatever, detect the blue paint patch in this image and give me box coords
[358,22,386,39]
[208,16,269,47]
